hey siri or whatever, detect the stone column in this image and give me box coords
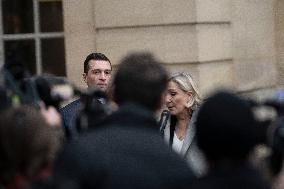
[195,0,233,95]
[62,0,96,88]
[232,0,277,92]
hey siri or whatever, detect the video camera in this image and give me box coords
[75,88,111,133]
[1,60,71,110]
[0,66,75,111]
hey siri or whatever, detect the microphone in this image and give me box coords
[159,110,170,136]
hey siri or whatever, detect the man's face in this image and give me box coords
[83,60,112,91]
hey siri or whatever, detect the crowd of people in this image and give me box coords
[0,51,283,189]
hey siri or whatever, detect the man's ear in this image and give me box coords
[82,73,87,84]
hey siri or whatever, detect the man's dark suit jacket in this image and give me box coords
[54,103,195,189]
[60,99,81,137]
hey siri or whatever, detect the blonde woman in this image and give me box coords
[161,72,207,176]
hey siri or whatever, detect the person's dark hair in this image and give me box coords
[113,52,169,111]
[83,53,111,73]
[0,106,62,186]
[196,90,258,164]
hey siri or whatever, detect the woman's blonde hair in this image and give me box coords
[169,72,202,111]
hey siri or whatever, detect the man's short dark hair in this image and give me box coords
[113,52,169,111]
[196,91,258,163]
[83,53,111,73]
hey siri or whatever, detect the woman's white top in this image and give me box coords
[163,111,207,177]
[172,132,184,154]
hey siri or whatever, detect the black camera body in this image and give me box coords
[1,62,75,111]
[75,88,110,133]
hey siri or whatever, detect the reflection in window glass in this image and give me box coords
[41,38,66,76]
[4,40,36,75]
[2,0,34,34]
[40,1,63,32]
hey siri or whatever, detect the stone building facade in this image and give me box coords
[1,0,284,99]
[62,0,284,99]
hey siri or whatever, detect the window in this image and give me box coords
[0,0,66,76]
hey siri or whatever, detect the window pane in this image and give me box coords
[41,38,66,76]
[2,0,34,34]
[4,40,36,75]
[39,1,63,32]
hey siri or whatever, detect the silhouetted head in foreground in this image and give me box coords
[113,52,169,112]
[196,90,258,166]
[0,106,62,189]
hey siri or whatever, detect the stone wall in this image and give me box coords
[275,0,284,86]
[232,0,277,93]
[63,0,96,88]
[63,0,279,98]
[94,0,233,96]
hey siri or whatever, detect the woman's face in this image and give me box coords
[165,81,192,116]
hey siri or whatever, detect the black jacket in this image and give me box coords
[60,99,81,137]
[54,103,195,189]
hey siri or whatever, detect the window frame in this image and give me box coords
[0,0,64,75]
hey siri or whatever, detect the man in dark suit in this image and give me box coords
[60,53,112,137]
[53,52,195,189]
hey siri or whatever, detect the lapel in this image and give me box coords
[163,116,171,143]
[180,111,197,157]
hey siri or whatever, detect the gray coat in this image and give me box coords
[163,111,207,176]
